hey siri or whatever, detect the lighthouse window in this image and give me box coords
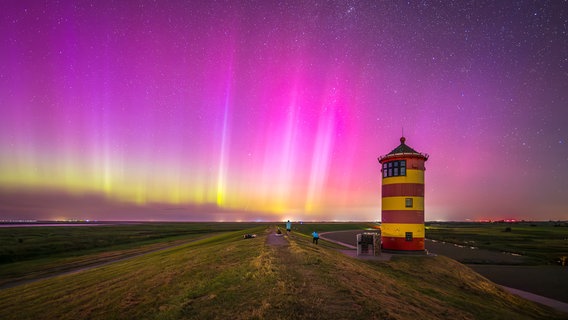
[405,198,413,208]
[382,160,407,177]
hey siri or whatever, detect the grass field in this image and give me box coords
[0,222,263,262]
[0,222,261,287]
[425,222,568,265]
[0,223,565,319]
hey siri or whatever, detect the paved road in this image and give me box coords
[320,230,374,248]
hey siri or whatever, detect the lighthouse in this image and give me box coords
[378,137,428,251]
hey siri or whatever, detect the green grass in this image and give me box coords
[425,222,568,264]
[0,222,261,287]
[0,223,565,319]
[0,222,261,263]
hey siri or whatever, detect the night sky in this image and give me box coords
[1,1,567,222]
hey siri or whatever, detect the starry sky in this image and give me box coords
[1,1,567,222]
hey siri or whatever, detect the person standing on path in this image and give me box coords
[312,231,319,245]
[286,220,292,233]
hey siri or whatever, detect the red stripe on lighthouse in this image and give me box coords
[381,237,425,251]
[382,183,424,197]
[381,210,424,223]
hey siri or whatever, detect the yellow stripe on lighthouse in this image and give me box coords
[382,169,424,185]
[381,196,424,211]
[381,223,425,238]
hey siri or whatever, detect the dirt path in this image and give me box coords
[265,228,289,246]
[263,227,372,319]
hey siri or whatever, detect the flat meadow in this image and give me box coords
[425,221,568,265]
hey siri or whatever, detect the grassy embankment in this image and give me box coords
[425,222,568,265]
[0,224,565,319]
[0,222,261,287]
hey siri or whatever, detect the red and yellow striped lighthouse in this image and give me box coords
[378,137,428,251]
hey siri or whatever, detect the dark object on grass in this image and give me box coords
[243,234,257,239]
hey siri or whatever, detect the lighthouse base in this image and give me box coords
[381,236,424,251]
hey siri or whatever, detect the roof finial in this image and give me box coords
[401,127,405,144]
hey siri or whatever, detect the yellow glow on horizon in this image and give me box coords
[0,149,371,219]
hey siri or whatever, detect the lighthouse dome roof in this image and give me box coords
[378,136,428,162]
[388,136,420,155]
